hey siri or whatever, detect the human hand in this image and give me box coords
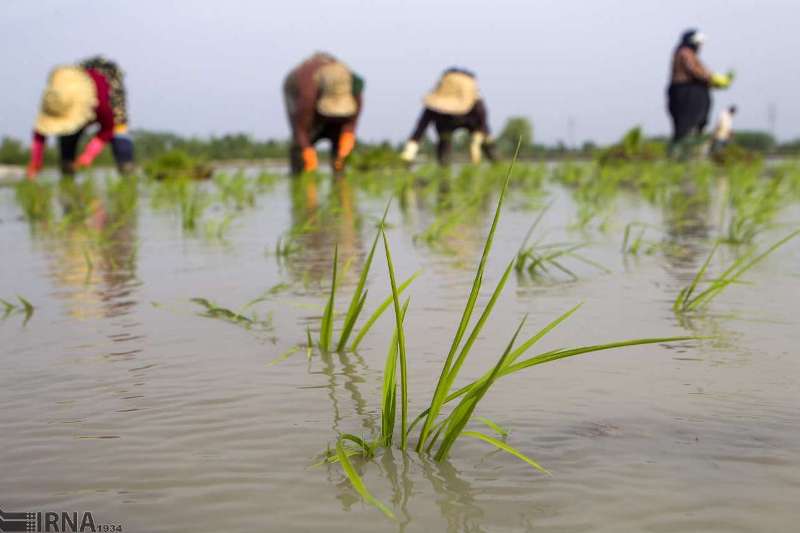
[401,140,419,162]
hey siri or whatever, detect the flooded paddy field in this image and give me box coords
[1,161,799,532]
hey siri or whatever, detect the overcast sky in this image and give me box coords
[2,0,798,145]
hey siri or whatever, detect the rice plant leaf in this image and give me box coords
[336,437,395,520]
[381,299,409,446]
[502,336,695,376]
[335,205,390,352]
[418,146,518,452]
[462,431,549,475]
[0,298,14,318]
[678,229,799,312]
[410,330,690,441]
[350,270,421,352]
[17,296,35,325]
[544,257,578,280]
[517,202,552,256]
[191,297,255,327]
[335,290,368,353]
[438,259,515,413]
[382,230,409,450]
[434,316,527,461]
[570,252,612,274]
[267,345,300,366]
[320,245,338,351]
[340,433,376,458]
[674,241,718,312]
[407,303,581,440]
[477,416,508,437]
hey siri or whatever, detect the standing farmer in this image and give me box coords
[283,52,364,175]
[666,30,733,159]
[27,56,134,179]
[401,68,496,166]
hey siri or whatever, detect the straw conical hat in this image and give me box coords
[316,62,358,117]
[35,66,97,136]
[424,71,479,115]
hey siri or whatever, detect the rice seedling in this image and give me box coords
[673,229,800,313]
[178,183,209,232]
[191,297,271,330]
[267,345,301,366]
[319,149,693,518]
[514,205,608,281]
[516,242,608,281]
[621,221,664,255]
[335,436,395,520]
[273,234,300,259]
[104,174,139,221]
[214,172,256,209]
[203,213,235,241]
[243,282,291,309]
[57,178,101,226]
[143,149,212,181]
[150,177,210,232]
[348,271,420,352]
[412,166,500,252]
[0,295,35,325]
[719,174,784,245]
[14,180,53,222]
[313,202,419,354]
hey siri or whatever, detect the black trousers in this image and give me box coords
[667,83,711,142]
[58,127,135,176]
[289,115,348,176]
[409,101,495,165]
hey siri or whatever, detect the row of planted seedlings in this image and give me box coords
[7,168,281,324]
[13,165,283,240]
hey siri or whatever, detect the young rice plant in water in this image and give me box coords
[322,150,694,519]
[673,229,800,314]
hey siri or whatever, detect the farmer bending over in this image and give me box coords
[27,56,134,179]
[401,68,496,166]
[283,52,364,175]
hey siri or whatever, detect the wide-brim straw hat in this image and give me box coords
[424,71,479,115]
[316,62,358,117]
[35,66,97,136]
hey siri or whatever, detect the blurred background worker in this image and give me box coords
[283,52,364,176]
[666,30,734,159]
[711,105,737,155]
[401,68,496,166]
[27,56,134,180]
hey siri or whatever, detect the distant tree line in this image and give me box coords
[2,120,799,166]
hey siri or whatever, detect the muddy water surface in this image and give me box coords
[1,168,799,532]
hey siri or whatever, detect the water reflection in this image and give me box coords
[313,348,376,435]
[659,175,715,298]
[400,169,489,260]
[284,175,366,285]
[32,178,141,321]
[314,340,489,531]
[419,457,485,533]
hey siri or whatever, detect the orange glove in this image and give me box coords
[302,147,318,172]
[337,131,356,159]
